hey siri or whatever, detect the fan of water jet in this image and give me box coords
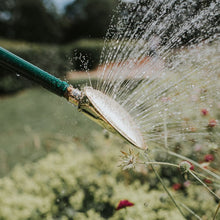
[95,0,220,148]
[92,0,220,217]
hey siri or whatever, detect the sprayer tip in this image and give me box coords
[84,87,146,149]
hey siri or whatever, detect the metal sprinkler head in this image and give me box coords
[0,47,146,150]
[66,86,146,150]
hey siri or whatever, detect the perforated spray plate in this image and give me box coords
[84,87,146,149]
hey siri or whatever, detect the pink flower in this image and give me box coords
[183,180,191,188]
[116,200,134,210]
[204,154,214,162]
[161,97,171,103]
[208,119,217,128]
[172,183,182,191]
[193,144,203,152]
[201,109,208,116]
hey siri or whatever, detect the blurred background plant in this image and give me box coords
[0,0,117,94]
[0,0,118,43]
[0,134,217,219]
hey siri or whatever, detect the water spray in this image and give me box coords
[0,47,145,150]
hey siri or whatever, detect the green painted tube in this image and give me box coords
[0,47,70,97]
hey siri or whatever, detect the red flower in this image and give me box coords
[116,200,134,210]
[208,119,217,128]
[189,163,194,170]
[204,178,212,184]
[204,154,214,162]
[172,183,182,191]
[201,109,209,116]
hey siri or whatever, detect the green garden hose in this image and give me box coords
[0,47,69,97]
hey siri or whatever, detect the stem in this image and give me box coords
[179,203,202,220]
[213,202,220,220]
[143,153,186,218]
[166,150,220,180]
[142,161,179,168]
[192,170,220,184]
[189,170,220,200]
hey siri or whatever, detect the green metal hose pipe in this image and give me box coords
[0,47,69,97]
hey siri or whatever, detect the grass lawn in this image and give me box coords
[0,87,100,176]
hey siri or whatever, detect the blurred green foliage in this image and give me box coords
[68,39,104,70]
[0,0,218,49]
[1,40,69,76]
[0,138,216,219]
[63,0,118,41]
[0,0,61,43]
[0,0,117,43]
